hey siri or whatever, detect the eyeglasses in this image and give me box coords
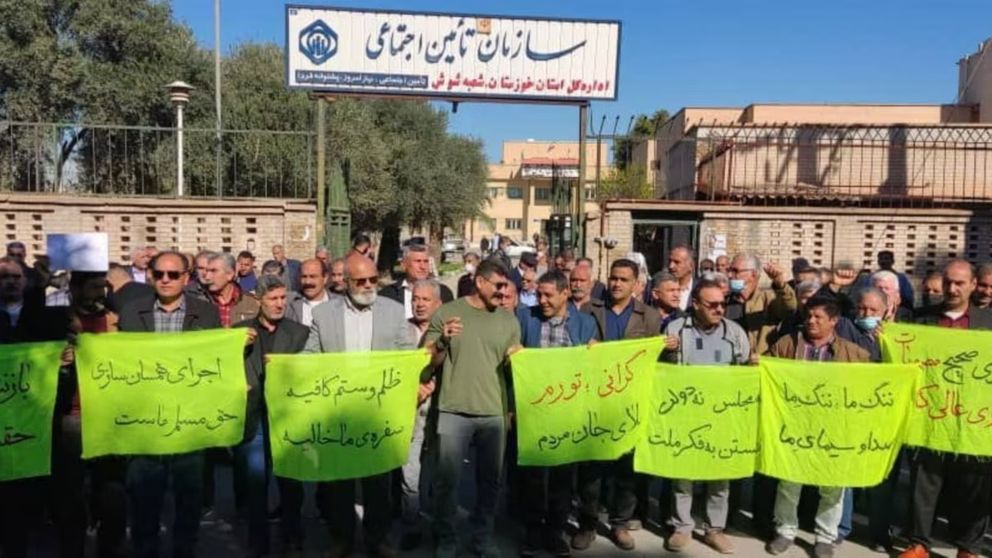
[699,300,727,310]
[351,276,379,286]
[151,270,184,281]
[480,275,509,290]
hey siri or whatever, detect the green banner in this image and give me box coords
[881,322,992,456]
[757,357,915,487]
[266,350,429,481]
[76,329,248,458]
[510,337,664,466]
[634,364,760,480]
[0,341,65,481]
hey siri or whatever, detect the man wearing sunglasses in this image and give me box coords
[660,275,751,554]
[425,258,522,558]
[303,254,414,558]
[116,251,222,558]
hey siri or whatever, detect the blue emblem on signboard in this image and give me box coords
[299,20,338,65]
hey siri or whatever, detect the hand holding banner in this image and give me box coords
[757,357,915,487]
[76,329,248,458]
[510,337,664,466]
[265,350,429,481]
[635,364,760,480]
[0,341,65,481]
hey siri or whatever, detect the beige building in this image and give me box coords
[463,140,608,246]
[591,37,992,299]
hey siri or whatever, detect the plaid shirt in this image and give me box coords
[539,315,572,348]
[153,297,187,333]
[795,333,834,362]
[210,283,241,327]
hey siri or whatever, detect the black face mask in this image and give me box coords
[923,294,944,308]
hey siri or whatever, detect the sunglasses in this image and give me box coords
[351,276,379,286]
[699,300,727,310]
[152,270,184,281]
[480,276,509,290]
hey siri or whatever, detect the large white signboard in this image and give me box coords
[286,5,621,102]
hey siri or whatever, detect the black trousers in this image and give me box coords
[276,477,304,547]
[521,464,573,533]
[318,472,393,548]
[577,452,636,529]
[0,478,45,558]
[54,416,127,558]
[908,449,992,554]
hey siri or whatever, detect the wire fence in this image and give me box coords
[0,121,315,198]
[657,124,992,207]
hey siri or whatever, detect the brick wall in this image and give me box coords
[585,201,992,299]
[0,193,316,264]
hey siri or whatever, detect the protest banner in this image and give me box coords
[0,341,65,481]
[266,350,429,481]
[757,357,915,487]
[634,364,760,480]
[881,322,992,455]
[76,329,248,458]
[510,336,664,466]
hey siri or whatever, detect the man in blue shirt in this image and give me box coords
[516,270,598,557]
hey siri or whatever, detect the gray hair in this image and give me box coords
[403,243,429,258]
[709,272,729,287]
[796,279,822,298]
[261,259,284,275]
[651,271,678,286]
[978,263,992,280]
[692,273,725,298]
[855,286,888,309]
[254,274,287,298]
[207,251,236,273]
[732,254,761,272]
[411,278,441,299]
[195,250,217,262]
[870,270,899,289]
[315,245,329,255]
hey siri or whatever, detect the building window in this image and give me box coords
[505,218,522,230]
[487,187,501,198]
[585,188,596,200]
[507,187,523,199]
[535,187,551,201]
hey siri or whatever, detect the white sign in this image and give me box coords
[521,165,580,178]
[286,6,621,102]
[46,233,109,272]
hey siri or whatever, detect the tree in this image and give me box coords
[613,109,670,170]
[595,165,653,201]
[0,0,209,192]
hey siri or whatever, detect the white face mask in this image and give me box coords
[464,263,476,274]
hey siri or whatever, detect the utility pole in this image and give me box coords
[576,103,589,255]
[214,0,223,197]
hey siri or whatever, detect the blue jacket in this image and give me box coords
[516,304,599,348]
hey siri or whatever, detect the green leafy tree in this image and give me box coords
[595,165,653,201]
[613,109,670,170]
[0,0,209,192]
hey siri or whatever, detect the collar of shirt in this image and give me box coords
[303,290,329,306]
[210,283,241,307]
[154,297,186,314]
[547,314,568,327]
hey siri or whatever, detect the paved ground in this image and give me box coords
[24,457,982,558]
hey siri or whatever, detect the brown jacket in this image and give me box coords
[733,283,797,356]
[583,297,662,341]
[766,333,870,363]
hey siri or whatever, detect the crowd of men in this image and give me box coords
[0,235,990,558]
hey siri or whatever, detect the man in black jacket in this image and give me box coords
[234,275,309,558]
[118,251,223,558]
[379,243,453,318]
[0,255,67,558]
[899,259,992,558]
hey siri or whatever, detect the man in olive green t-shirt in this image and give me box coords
[425,258,521,558]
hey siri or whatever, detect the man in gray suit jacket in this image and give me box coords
[304,254,414,558]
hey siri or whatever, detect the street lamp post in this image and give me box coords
[166,81,194,197]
